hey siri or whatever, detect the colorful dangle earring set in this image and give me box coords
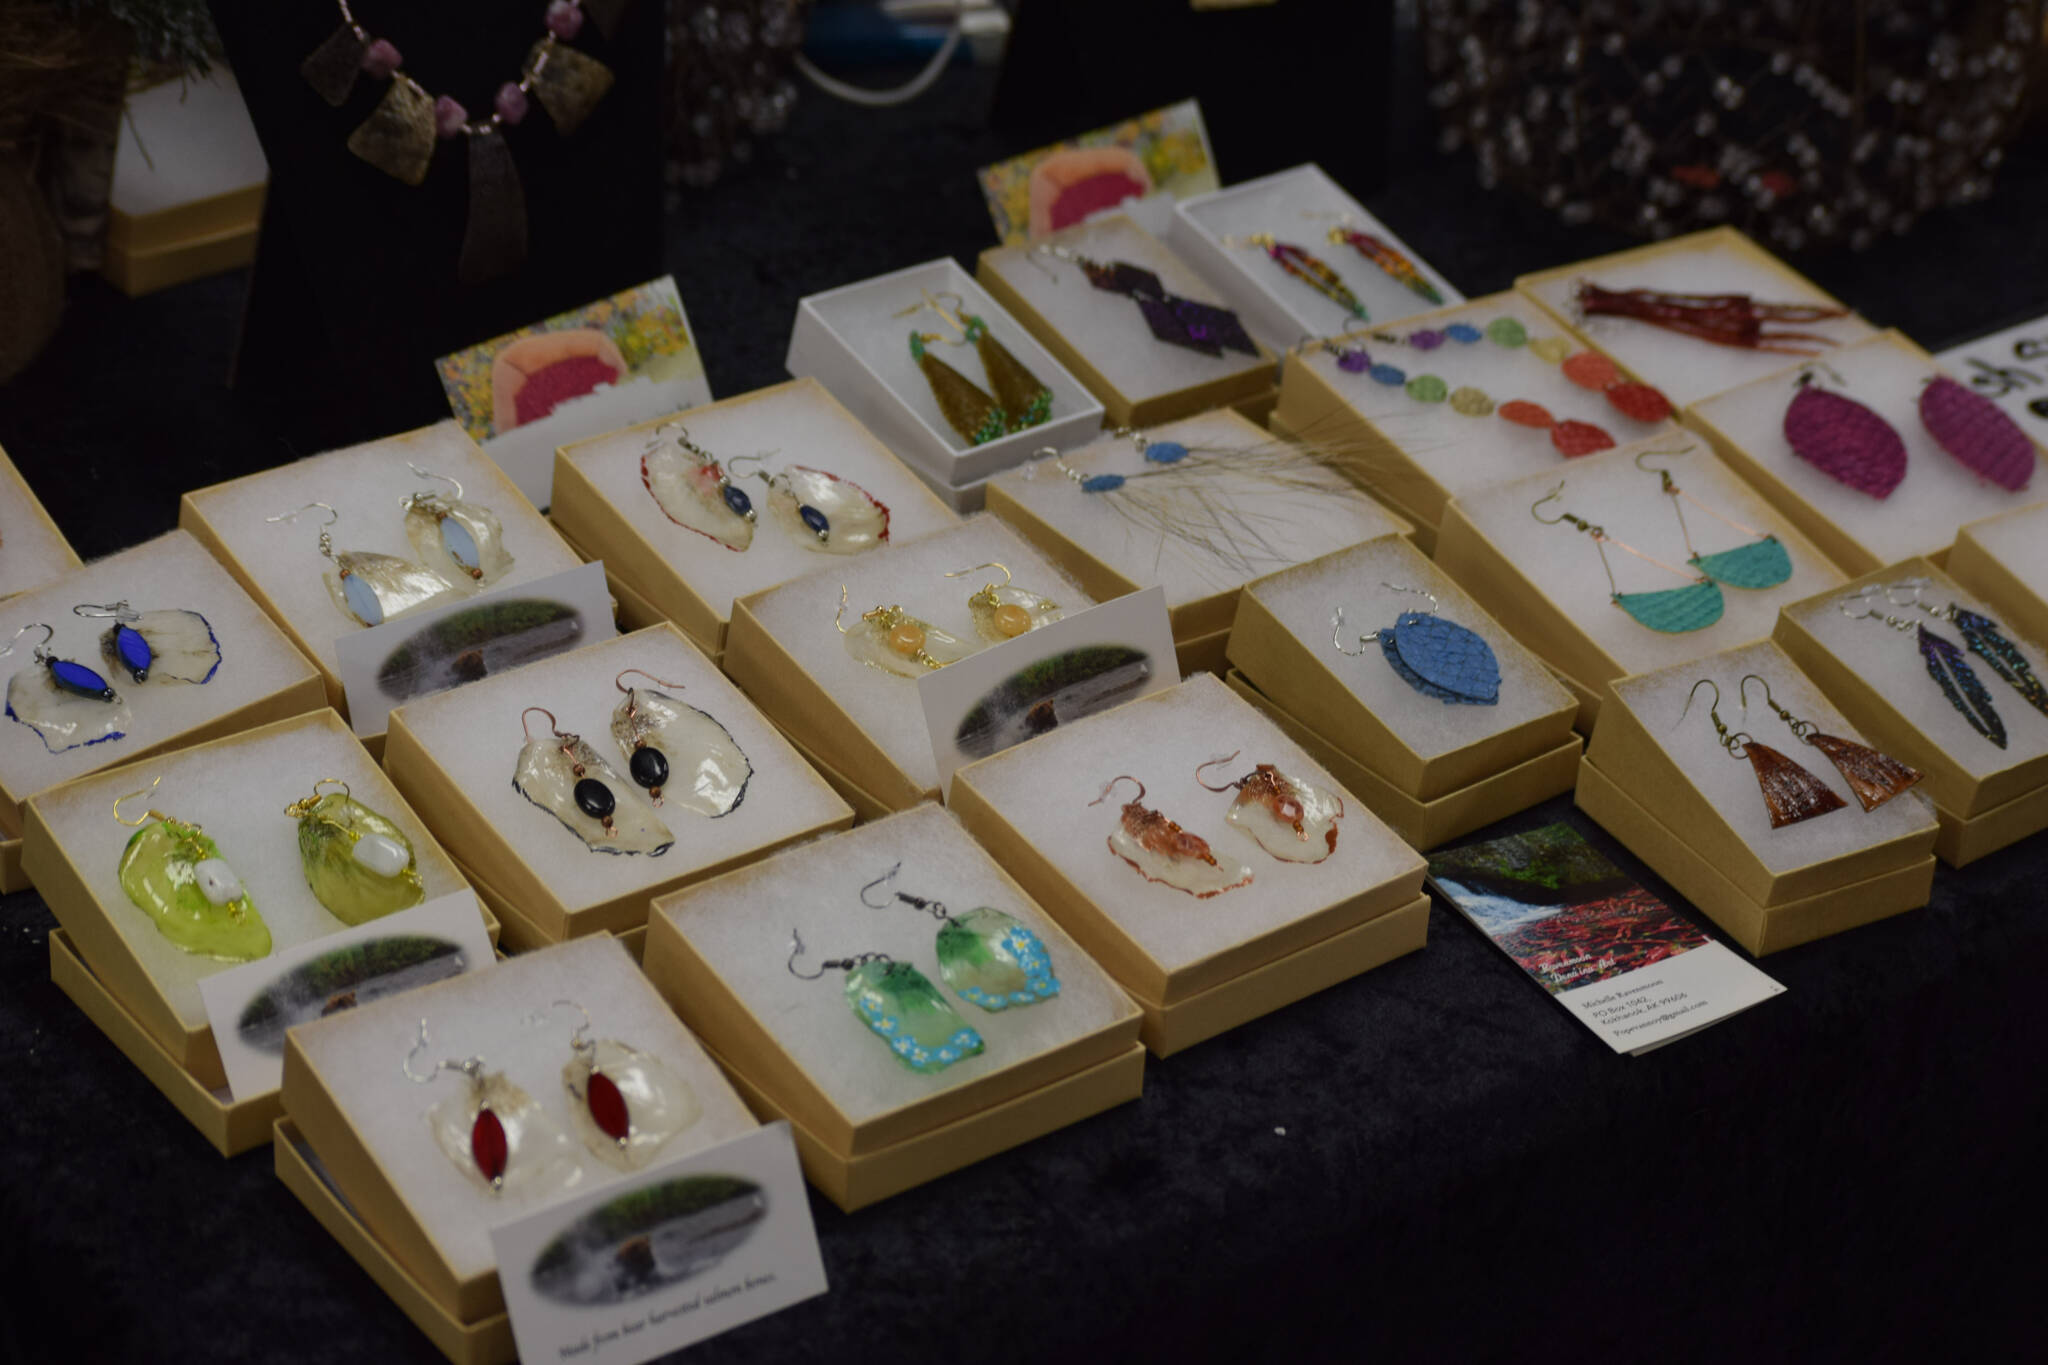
[1783,364,2036,498]
[267,466,515,628]
[1332,585,1501,706]
[1222,217,1446,324]
[1680,678,1921,829]
[1090,755,1345,899]
[2,600,221,754]
[640,421,890,555]
[407,1000,700,1193]
[1534,447,1791,634]
[1840,580,2048,750]
[898,291,1052,446]
[514,671,753,854]
[787,862,1065,1075]
[837,561,1064,678]
[108,774,427,964]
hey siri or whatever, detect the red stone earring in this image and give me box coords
[406,1020,550,1192]
[553,999,700,1172]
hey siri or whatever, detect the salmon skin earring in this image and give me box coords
[725,454,891,556]
[787,929,986,1074]
[943,561,1062,642]
[72,601,221,686]
[552,998,700,1171]
[1885,579,2048,719]
[1326,223,1443,305]
[1195,752,1344,863]
[1782,365,1908,499]
[1679,680,1845,829]
[1532,483,1725,633]
[1,622,131,754]
[1636,447,1790,589]
[1739,675,1922,812]
[836,585,972,677]
[1918,376,2036,492]
[640,421,758,552]
[1842,588,2007,748]
[114,776,271,960]
[1089,775,1252,898]
[860,862,1060,1011]
[610,669,752,816]
[1574,282,1849,354]
[514,706,675,854]
[406,1020,574,1194]
[1032,243,1257,358]
[1332,585,1500,706]
[400,464,515,589]
[268,501,458,628]
[284,778,426,925]
[1223,233,1372,322]
[899,291,1053,443]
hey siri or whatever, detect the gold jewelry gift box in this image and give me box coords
[641,804,1146,1212]
[948,675,1430,1057]
[977,213,1278,428]
[1222,535,1583,849]
[1772,558,2048,866]
[1947,503,2048,651]
[1432,433,1844,729]
[383,622,853,945]
[27,709,493,1153]
[1575,640,1938,956]
[1514,226,1875,411]
[985,408,1414,679]
[548,378,961,660]
[1683,331,2048,577]
[0,441,82,602]
[0,530,327,893]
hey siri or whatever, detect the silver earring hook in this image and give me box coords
[1379,581,1439,613]
[552,998,593,1050]
[403,1020,482,1085]
[1881,576,1932,609]
[858,862,903,910]
[1331,606,1371,656]
[72,601,137,622]
[405,462,464,503]
[268,502,340,559]
[0,622,55,660]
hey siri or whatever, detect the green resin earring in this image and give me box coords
[284,779,426,926]
[859,862,1060,1012]
[787,929,985,1074]
[1635,447,1791,589]
[114,777,271,961]
[1531,481,1725,633]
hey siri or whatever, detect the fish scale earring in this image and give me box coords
[728,453,891,555]
[1195,752,1345,863]
[787,929,986,1074]
[1533,482,1725,633]
[1782,364,1908,500]
[1738,674,1922,812]
[1332,585,1500,705]
[610,669,752,815]
[1635,448,1791,589]
[114,776,271,960]
[268,501,458,628]
[640,421,758,552]
[1678,679,1845,829]
[1089,775,1252,898]
[944,561,1062,641]
[1,622,132,754]
[513,706,674,854]
[859,862,1061,1011]
[836,585,972,677]
[401,464,515,590]
[72,601,221,686]
[551,998,700,1171]
[283,778,426,925]
[406,1020,578,1195]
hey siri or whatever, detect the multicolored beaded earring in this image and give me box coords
[1030,243,1257,358]
[1,621,131,754]
[836,586,972,677]
[1782,365,1908,499]
[859,863,1061,1011]
[786,929,986,1074]
[513,706,675,853]
[640,421,758,552]
[1738,675,1923,812]
[114,776,271,960]
[610,669,752,815]
[1532,483,1726,633]
[551,998,700,1170]
[1679,680,1845,829]
[1840,588,2006,748]
[1222,234,1372,323]
[943,561,1063,642]
[1635,448,1791,589]
[71,601,220,686]
[1884,579,2048,720]
[1574,282,1849,354]
[1194,752,1345,863]
[1918,376,2036,492]
[1325,223,1444,305]
[1332,585,1501,706]
[1089,775,1252,898]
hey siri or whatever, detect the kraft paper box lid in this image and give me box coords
[550,378,960,658]
[949,673,1427,1007]
[1229,536,1578,801]
[0,443,82,601]
[1684,331,2048,577]
[977,212,1276,428]
[642,803,1143,1158]
[1590,638,1938,907]
[1515,226,1875,409]
[1947,502,2048,651]
[24,709,481,1090]
[383,623,851,945]
[0,529,325,842]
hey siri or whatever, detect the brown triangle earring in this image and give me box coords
[1680,679,1846,829]
[897,294,1007,445]
[1738,674,1923,813]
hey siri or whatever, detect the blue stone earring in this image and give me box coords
[1333,583,1501,705]
[1,622,132,753]
[72,601,222,686]
[401,463,515,590]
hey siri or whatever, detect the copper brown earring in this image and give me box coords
[1739,674,1923,813]
[1681,679,1845,829]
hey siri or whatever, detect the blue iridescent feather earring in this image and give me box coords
[1532,482,1725,633]
[1332,584,1500,705]
[1635,447,1790,590]
[1841,585,2006,748]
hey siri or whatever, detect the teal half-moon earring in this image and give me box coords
[1532,482,1725,634]
[1636,446,1791,589]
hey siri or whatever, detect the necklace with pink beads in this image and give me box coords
[300,0,628,282]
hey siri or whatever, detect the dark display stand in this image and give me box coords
[209,0,664,452]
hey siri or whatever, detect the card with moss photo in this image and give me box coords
[1427,822,1783,1054]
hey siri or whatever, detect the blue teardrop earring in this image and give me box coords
[1531,482,1725,634]
[1332,584,1501,705]
[1635,447,1791,590]
[72,601,222,686]
[1,622,134,754]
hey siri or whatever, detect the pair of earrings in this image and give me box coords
[268,468,515,628]
[1843,581,2048,750]
[407,1001,700,1193]
[898,291,1052,446]
[836,562,1064,678]
[1333,584,1501,706]
[2,602,222,754]
[1225,220,1446,326]
[786,863,1064,1075]
[1535,447,1792,634]
[1574,282,1850,355]
[640,421,890,555]
[1784,365,2035,497]
[513,671,754,856]
[1029,243,1257,358]
[1090,756,1346,899]
[111,776,426,963]
[1681,677,1923,829]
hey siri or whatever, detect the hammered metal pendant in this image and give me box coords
[300,23,368,107]
[935,909,1061,1011]
[1804,733,1923,812]
[526,40,614,135]
[288,788,427,925]
[347,78,437,186]
[844,959,985,1073]
[459,131,528,285]
[118,815,271,961]
[1742,741,1847,829]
